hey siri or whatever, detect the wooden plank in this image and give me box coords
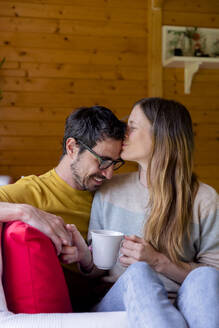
[162,94,219,111]
[1,62,148,80]
[0,61,19,69]
[0,32,147,54]
[0,106,132,122]
[0,150,61,165]
[163,0,219,14]
[190,111,219,124]
[193,124,219,139]
[19,62,148,81]
[1,68,26,77]
[0,107,72,121]
[163,68,219,82]
[0,46,148,66]
[0,165,53,180]
[0,17,148,38]
[195,139,219,152]
[147,0,163,97]
[164,80,219,97]
[59,20,148,39]
[194,165,219,179]
[0,92,142,110]
[194,150,219,165]
[0,2,147,24]
[0,121,64,136]
[163,12,219,28]
[0,77,147,96]
[0,136,63,150]
[3,0,148,10]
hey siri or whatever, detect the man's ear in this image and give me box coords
[66,138,79,159]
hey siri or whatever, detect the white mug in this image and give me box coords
[91,230,124,270]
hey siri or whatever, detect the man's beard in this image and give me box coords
[71,162,106,192]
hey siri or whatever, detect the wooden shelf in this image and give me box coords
[162,26,219,94]
[164,56,219,94]
[164,56,219,68]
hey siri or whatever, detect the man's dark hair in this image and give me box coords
[62,105,126,156]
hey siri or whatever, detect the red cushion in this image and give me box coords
[2,221,72,313]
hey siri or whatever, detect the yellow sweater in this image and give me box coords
[0,169,93,240]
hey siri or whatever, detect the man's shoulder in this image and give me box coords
[0,170,53,202]
[14,170,52,189]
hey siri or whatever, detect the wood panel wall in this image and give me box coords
[163,0,219,192]
[0,0,147,179]
[1,0,218,192]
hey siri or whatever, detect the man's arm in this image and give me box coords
[0,202,72,255]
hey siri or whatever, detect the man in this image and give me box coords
[0,105,126,310]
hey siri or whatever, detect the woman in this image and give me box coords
[67,98,219,328]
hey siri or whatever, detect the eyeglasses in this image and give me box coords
[76,140,125,171]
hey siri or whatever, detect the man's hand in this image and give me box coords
[17,203,72,255]
[60,224,93,272]
[119,235,161,268]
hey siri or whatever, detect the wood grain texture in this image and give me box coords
[163,12,219,28]
[1,0,218,192]
[163,0,219,14]
[0,0,148,180]
[163,0,219,191]
[0,2,147,23]
[147,0,164,97]
[0,16,148,38]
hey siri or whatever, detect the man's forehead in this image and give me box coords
[93,138,122,158]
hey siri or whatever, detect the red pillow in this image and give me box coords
[2,221,72,313]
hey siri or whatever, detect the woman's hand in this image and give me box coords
[120,235,195,283]
[60,224,93,272]
[119,235,161,268]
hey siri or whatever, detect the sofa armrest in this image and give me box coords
[0,224,8,311]
[0,224,127,327]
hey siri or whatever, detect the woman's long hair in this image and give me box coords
[134,98,199,264]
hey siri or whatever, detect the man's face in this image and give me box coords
[71,138,122,191]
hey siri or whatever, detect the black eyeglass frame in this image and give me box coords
[76,139,125,171]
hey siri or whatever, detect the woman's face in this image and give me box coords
[121,104,153,167]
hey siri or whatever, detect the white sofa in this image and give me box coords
[0,223,127,328]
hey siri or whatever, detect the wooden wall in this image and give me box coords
[0,0,147,179]
[163,0,219,191]
[0,0,218,192]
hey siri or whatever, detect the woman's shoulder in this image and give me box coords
[94,171,149,211]
[196,182,218,203]
[193,181,219,219]
[99,171,139,194]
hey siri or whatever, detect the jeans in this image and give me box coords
[94,262,219,328]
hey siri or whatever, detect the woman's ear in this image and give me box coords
[66,138,79,159]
